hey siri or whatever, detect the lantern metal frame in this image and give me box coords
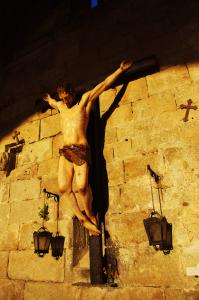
[33,226,52,257]
[144,165,173,255]
[43,189,65,259]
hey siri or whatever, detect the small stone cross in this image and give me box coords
[179,99,198,122]
[12,130,20,143]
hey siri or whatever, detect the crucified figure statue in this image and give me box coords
[43,60,132,235]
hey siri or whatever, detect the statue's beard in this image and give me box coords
[63,98,73,108]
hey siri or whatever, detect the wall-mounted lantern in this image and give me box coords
[33,199,52,257]
[143,212,172,254]
[144,165,173,255]
[33,227,52,257]
[43,189,65,260]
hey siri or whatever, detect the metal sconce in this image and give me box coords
[143,165,173,255]
[43,189,65,260]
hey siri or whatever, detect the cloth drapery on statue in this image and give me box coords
[59,144,91,165]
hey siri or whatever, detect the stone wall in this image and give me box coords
[0,0,199,299]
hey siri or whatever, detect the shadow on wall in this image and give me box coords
[0,0,199,137]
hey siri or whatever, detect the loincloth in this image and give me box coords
[59,144,91,166]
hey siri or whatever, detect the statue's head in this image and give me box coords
[57,83,75,108]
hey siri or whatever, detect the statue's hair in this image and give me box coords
[56,82,74,94]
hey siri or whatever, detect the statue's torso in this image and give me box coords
[58,102,89,145]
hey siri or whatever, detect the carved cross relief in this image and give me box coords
[179,99,198,122]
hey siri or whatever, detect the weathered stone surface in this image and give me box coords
[120,78,148,103]
[147,65,191,95]
[8,250,64,282]
[40,114,61,139]
[0,224,19,251]
[0,182,9,203]
[37,157,59,178]
[9,163,38,181]
[41,176,59,195]
[99,88,117,113]
[16,120,40,144]
[0,252,9,278]
[113,140,132,160]
[24,282,165,300]
[18,138,52,165]
[10,198,43,225]
[124,152,165,184]
[106,103,133,127]
[118,246,184,287]
[0,203,10,230]
[106,160,124,186]
[106,212,148,246]
[187,60,199,82]
[10,179,40,202]
[0,279,24,300]
[104,127,117,144]
[53,133,63,157]
[103,144,114,162]
[164,288,183,300]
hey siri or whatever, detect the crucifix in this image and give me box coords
[4,130,25,176]
[179,99,198,122]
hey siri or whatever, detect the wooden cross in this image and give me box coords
[179,99,198,122]
[12,130,20,143]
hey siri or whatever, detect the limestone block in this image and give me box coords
[116,121,138,142]
[0,203,10,230]
[103,144,114,161]
[120,78,148,103]
[8,250,64,282]
[24,282,65,300]
[99,88,117,113]
[19,222,41,250]
[41,176,59,195]
[106,103,133,127]
[147,65,191,95]
[10,179,40,202]
[104,127,117,144]
[0,252,9,278]
[16,120,39,144]
[37,158,59,178]
[53,133,63,157]
[18,138,52,165]
[26,109,52,122]
[24,284,164,300]
[184,290,199,300]
[124,153,165,184]
[106,212,148,246]
[106,160,124,186]
[0,182,9,203]
[40,114,61,139]
[10,198,43,225]
[9,163,38,181]
[187,60,199,82]
[174,82,199,108]
[119,183,152,213]
[164,288,183,300]
[0,279,24,300]
[113,140,132,160]
[118,246,184,287]
[0,224,19,251]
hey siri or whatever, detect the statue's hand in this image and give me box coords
[42,93,51,102]
[120,60,133,71]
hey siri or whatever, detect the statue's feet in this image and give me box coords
[88,215,98,227]
[81,218,101,236]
